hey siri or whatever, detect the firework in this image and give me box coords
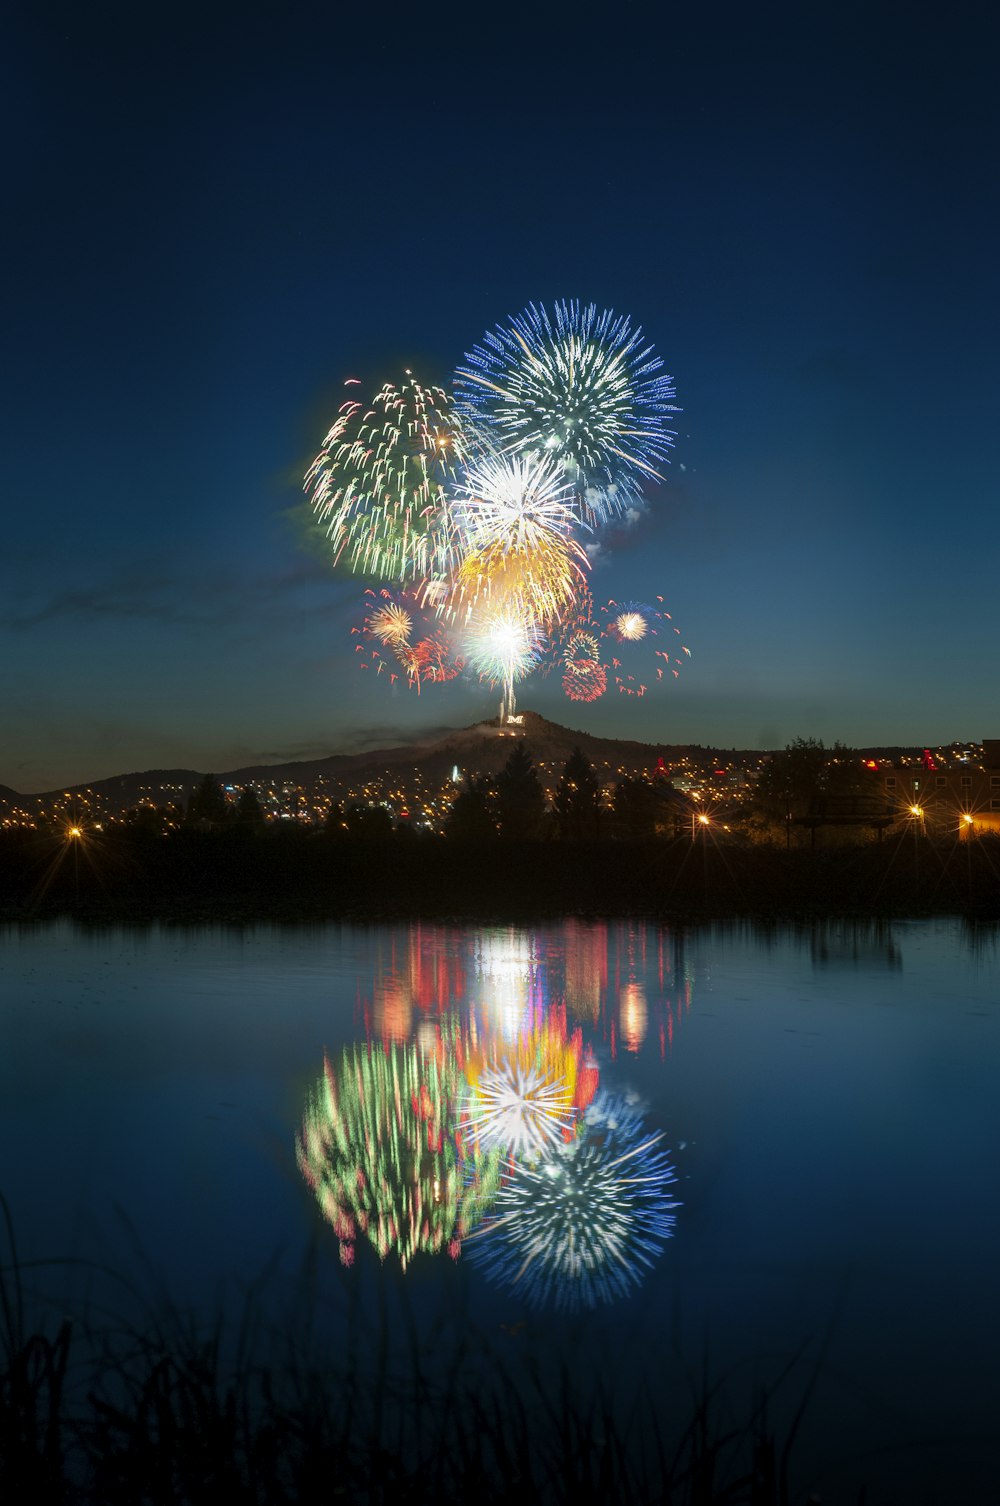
[464,1092,679,1310]
[355,587,464,689]
[447,451,589,627]
[296,1042,500,1269]
[452,452,580,556]
[598,596,691,697]
[305,373,466,582]
[369,600,412,646]
[605,604,649,642]
[463,604,544,722]
[562,631,607,702]
[455,300,679,524]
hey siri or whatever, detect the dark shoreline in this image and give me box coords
[4,828,1000,925]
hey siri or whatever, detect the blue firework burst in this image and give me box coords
[464,1091,679,1311]
[454,300,680,524]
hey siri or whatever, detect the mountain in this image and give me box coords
[222,710,696,786]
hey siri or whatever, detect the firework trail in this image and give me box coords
[305,373,467,582]
[455,300,679,524]
[464,1091,679,1310]
[598,596,691,698]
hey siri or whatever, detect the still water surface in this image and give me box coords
[2,918,998,1499]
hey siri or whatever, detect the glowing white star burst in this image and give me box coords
[463,1061,576,1155]
[463,606,544,686]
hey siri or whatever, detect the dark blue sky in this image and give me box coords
[3,1,997,790]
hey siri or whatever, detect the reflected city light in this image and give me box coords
[469,928,539,1037]
[619,981,648,1053]
[563,919,607,1023]
[374,974,411,1042]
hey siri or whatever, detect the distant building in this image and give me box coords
[878,739,1000,837]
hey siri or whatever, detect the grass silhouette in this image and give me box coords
[0,1194,883,1505]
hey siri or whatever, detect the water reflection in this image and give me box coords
[360,922,695,1062]
[808,920,902,971]
[300,922,691,1305]
[465,1092,679,1312]
[461,1021,598,1155]
[296,1042,502,1269]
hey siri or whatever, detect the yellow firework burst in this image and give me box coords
[450,532,584,627]
[613,611,647,641]
[369,602,412,646]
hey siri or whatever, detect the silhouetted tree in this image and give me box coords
[612,777,664,840]
[553,747,602,840]
[754,738,873,846]
[495,744,546,840]
[343,803,393,840]
[235,788,265,827]
[444,776,497,842]
[123,802,180,835]
[186,774,229,826]
[323,801,345,836]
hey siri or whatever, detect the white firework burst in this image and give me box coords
[462,606,544,687]
[451,451,580,556]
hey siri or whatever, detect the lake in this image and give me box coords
[1,917,998,1501]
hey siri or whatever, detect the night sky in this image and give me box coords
[4,2,997,792]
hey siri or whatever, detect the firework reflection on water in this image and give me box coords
[465,1091,679,1311]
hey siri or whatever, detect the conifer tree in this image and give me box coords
[553,747,602,840]
[444,776,497,842]
[186,774,229,826]
[495,743,546,840]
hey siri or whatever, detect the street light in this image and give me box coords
[692,811,710,841]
